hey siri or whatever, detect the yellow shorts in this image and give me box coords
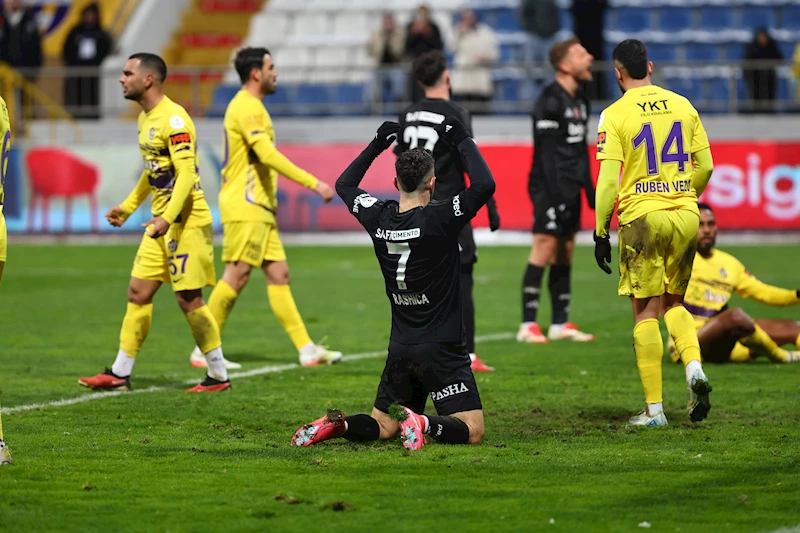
[0,213,6,262]
[221,221,286,267]
[618,208,699,298]
[131,224,216,292]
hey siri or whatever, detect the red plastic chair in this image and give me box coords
[26,148,100,233]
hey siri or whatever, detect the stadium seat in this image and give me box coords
[295,84,333,116]
[686,44,720,62]
[332,11,371,41]
[249,13,291,45]
[658,9,693,32]
[312,47,352,83]
[783,6,800,30]
[274,46,313,83]
[559,9,573,33]
[290,12,330,42]
[739,7,776,30]
[615,8,651,33]
[494,8,521,32]
[666,76,703,102]
[647,43,677,62]
[500,42,521,63]
[698,8,735,31]
[776,40,795,59]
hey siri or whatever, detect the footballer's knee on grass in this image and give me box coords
[263,260,290,285]
[452,410,485,444]
[529,233,557,266]
[128,278,160,305]
[370,407,401,440]
[175,289,204,314]
[221,261,252,293]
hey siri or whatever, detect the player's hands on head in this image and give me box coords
[143,216,170,239]
[315,181,335,203]
[593,231,612,275]
[105,205,127,227]
[371,121,401,152]
[434,116,471,148]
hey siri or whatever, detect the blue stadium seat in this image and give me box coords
[647,43,677,62]
[658,9,693,32]
[494,8,521,32]
[776,40,796,60]
[740,7,776,30]
[783,6,800,30]
[296,84,332,116]
[686,44,720,62]
[616,8,651,33]
[723,41,746,61]
[707,78,730,102]
[699,8,735,31]
[265,85,294,116]
[495,78,520,102]
[559,9,573,32]
[500,43,521,63]
[336,84,367,113]
[667,77,703,102]
[208,85,238,117]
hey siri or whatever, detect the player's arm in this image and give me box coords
[689,111,713,197]
[336,121,399,228]
[393,114,407,156]
[157,123,199,233]
[735,268,800,307]
[108,170,150,227]
[593,111,623,274]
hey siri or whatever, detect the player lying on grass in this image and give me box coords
[667,203,800,364]
[187,47,342,370]
[594,40,715,427]
[79,53,230,393]
[292,117,495,450]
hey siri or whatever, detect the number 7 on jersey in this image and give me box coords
[387,242,411,290]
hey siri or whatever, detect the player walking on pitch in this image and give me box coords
[0,95,12,464]
[79,53,230,393]
[517,38,596,345]
[187,47,342,369]
[395,50,500,373]
[292,117,494,450]
[594,40,715,426]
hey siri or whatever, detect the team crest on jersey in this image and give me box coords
[597,132,606,145]
[148,128,156,141]
[564,107,574,119]
[169,115,185,130]
[167,239,178,253]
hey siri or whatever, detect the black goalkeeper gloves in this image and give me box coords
[593,231,612,275]
[370,121,401,152]
[488,203,501,232]
[433,116,471,147]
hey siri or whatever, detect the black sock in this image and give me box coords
[522,264,544,323]
[548,265,571,325]
[425,415,470,444]
[461,264,476,354]
[342,414,380,442]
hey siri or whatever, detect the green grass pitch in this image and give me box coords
[0,244,798,532]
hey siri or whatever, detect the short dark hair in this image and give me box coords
[612,39,649,80]
[413,50,447,88]
[234,47,271,84]
[129,53,167,83]
[698,202,714,213]
[395,148,435,193]
[549,37,580,71]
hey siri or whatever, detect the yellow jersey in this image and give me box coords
[121,96,211,228]
[0,96,10,214]
[220,90,318,225]
[684,249,799,326]
[596,85,710,225]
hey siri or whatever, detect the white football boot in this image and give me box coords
[189,346,242,370]
[516,322,548,344]
[627,409,668,428]
[547,322,595,342]
[0,441,12,466]
[300,345,343,367]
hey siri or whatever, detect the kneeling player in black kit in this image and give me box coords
[395,50,501,373]
[292,117,495,450]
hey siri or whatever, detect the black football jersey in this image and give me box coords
[337,137,495,345]
[529,81,593,205]
[395,98,473,201]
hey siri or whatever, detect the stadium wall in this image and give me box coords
[10,116,800,235]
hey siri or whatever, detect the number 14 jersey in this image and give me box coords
[596,85,709,225]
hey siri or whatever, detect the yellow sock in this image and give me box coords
[633,319,664,404]
[207,280,239,333]
[119,303,153,358]
[741,325,787,363]
[185,305,222,354]
[795,332,800,349]
[268,284,312,350]
[729,343,756,363]
[664,306,702,366]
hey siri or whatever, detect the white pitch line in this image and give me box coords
[1,332,515,414]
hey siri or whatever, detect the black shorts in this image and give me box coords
[374,341,483,416]
[531,190,581,237]
[458,223,477,265]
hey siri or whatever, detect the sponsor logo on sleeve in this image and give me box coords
[535,120,559,130]
[353,193,378,213]
[169,132,192,146]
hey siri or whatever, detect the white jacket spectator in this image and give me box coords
[450,10,499,111]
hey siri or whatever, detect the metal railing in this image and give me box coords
[8,59,800,122]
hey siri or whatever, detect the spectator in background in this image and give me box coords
[63,3,112,120]
[405,5,443,102]
[744,28,782,113]
[520,0,560,65]
[0,0,42,83]
[451,9,499,114]
[369,13,407,105]
[570,0,607,101]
